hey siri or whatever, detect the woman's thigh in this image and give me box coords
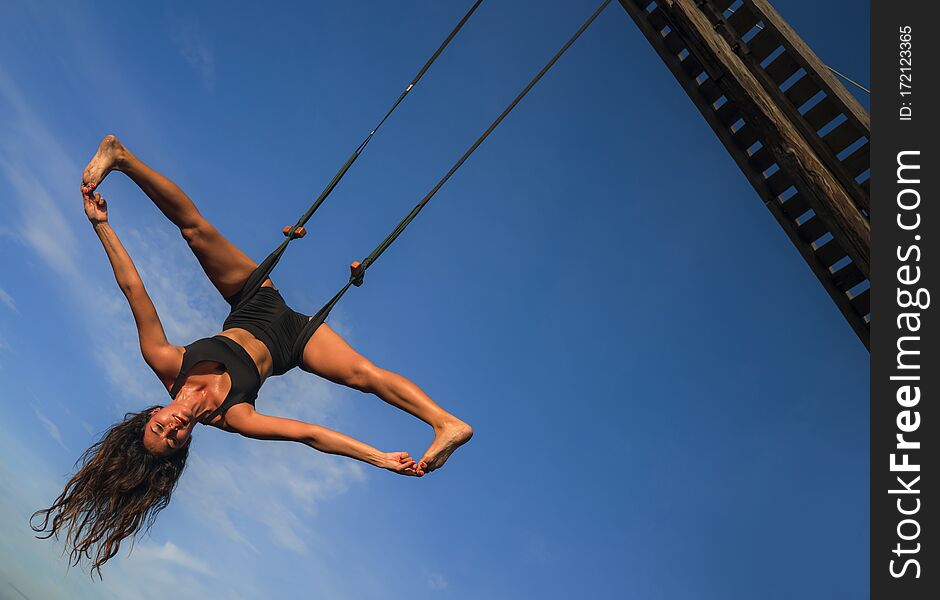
[299,323,372,387]
[183,220,261,298]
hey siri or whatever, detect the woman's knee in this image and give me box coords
[346,360,381,393]
[179,219,213,246]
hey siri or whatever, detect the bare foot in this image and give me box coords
[418,420,473,474]
[81,135,126,194]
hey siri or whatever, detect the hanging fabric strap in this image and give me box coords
[291,0,612,356]
[234,0,484,312]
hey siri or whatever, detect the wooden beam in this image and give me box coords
[746,0,869,133]
[664,0,870,277]
[615,0,869,347]
[739,1,870,214]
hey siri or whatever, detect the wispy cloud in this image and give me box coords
[60,406,95,435]
[426,571,449,591]
[1,64,219,406]
[170,18,215,91]
[31,404,68,452]
[178,438,366,555]
[131,541,211,576]
[6,582,32,600]
[0,68,82,282]
[0,287,17,313]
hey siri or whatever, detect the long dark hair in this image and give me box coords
[31,405,189,577]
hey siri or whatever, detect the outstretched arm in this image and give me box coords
[231,410,421,476]
[85,192,180,379]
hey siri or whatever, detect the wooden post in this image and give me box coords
[743,0,870,215]
[748,0,869,134]
[664,0,870,277]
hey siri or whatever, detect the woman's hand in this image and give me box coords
[83,191,108,224]
[382,451,422,477]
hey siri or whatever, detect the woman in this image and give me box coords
[32,135,473,575]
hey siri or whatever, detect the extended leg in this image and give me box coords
[301,323,472,473]
[82,135,264,298]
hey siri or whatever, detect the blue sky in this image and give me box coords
[0,1,869,598]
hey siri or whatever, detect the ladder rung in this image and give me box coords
[842,142,870,177]
[815,239,848,268]
[681,55,704,78]
[784,74,820,109]
[732,122,760,150]
[823,120,865,155]
[663,31,686,55]
[748,146,776,172]
[797,215,828,243]
[747,27,779,62]
[803,96,840,131]
[850,288,871,316]
[727,5,760,36]
[764,51,801,85]
[831,262,866,293]
[716,101,742,127]
[780,193,810,219]
[648,8,670,33]
[766,169,793,196]
[698,78,723,103]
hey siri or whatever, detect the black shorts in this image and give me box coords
[223,285,311,376]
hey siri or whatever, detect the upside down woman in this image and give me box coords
[32,135,473,574]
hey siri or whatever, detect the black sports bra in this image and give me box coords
[168,336,262,425]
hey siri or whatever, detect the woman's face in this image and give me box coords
[142,405,194,455]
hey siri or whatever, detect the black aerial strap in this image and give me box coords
[291,0,612,356]
[233,0,484,312]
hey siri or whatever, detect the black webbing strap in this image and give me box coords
[352,0,485,157]
[290,280,356,360]
[234,0,484,312]
[231,240,289,312]
[200,395,240,426]
[290,0,613,351]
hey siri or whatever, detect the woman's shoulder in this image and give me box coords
[150,344,186,392]
[203,401,256,433]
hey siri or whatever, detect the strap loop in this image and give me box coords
[349,261,365,287]
[282,225,307,239]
